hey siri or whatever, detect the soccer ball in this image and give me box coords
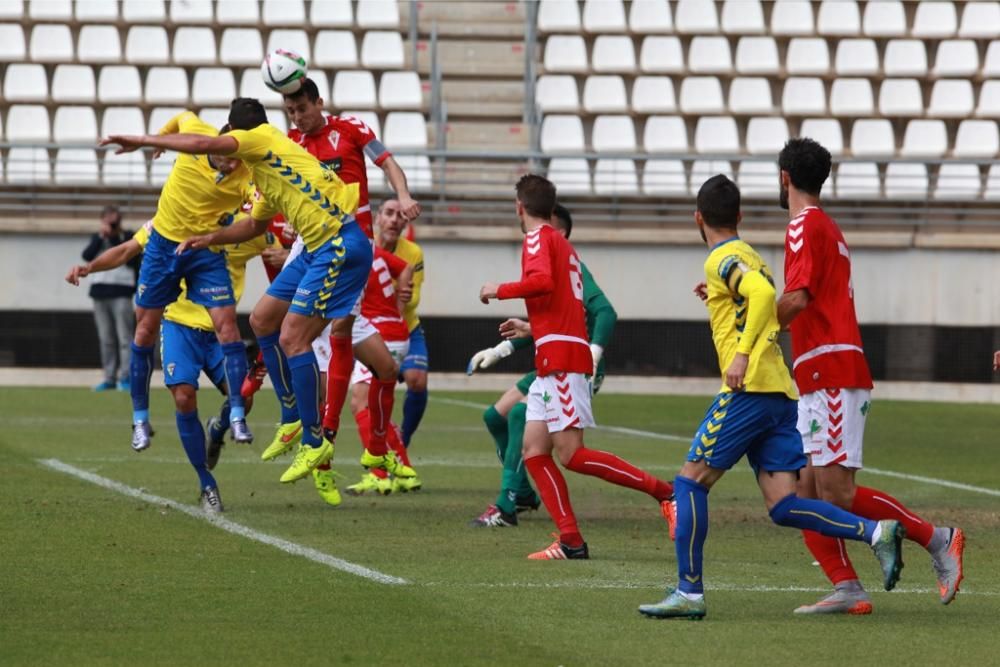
[261,48,307,95]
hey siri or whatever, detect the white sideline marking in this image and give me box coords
[38,458,407,586]
[433,397,1000,498]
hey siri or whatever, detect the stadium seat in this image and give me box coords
[54,149,99,184]
[29,24,72,62]
[540,115,585,152]
[835,162,880,198]
[29,0,70,19]
[169,0,212,23]
[148,107,184,134]
[0,23,24,61]
[830,78,873,116]
[583,76,628,113]
[958,1,1000,38]
[883,40,928,77]
[53,106,97,142]
[356,0,400,28]
[77,25,120,63]
[192,68,236,106]
[101,106,145,137]
[538,0,581,31]
[850,119,895,156]
[771,0,813,36]
[799,118,844,155]
[785,38,830,75]
[341,110,381,138]
[173,27,217,65]
[679,76,725,114]
[976,81,1000,118]
[536,75,580,113]
[216,0,260,24]
[267,110,288,134]
[262,0,305,26]
[6,147,49,183]
[332,71,377,109]
[304,68,330,102]
[721,0,765,34]
[102,150,147,186]
[835,39,879,76]
[51,65,96,104]
[150,151,178,185]
[782,78,827,115]
[745,117,789,155]
[310,0,352,26]
[592,115,636,152]
[884,163,928,199]
[582,0,626,32]
[901,119,948,157]
[125,26,169,65]
[628,0,673,33]
[643,115,688,152]
[984,164,1000,199]
[913,1,957,38]
[985,41,1000,77]
[735,37,779,74]
[878,79,923,117]
[863,0,905,36]
[383,112,428,149]
[122,0,164,22]
[642,159,687,195]
[690,159,733,195]
[220,28,264,66]
[97,66,142,104]
[675,0,718,34]
[594,159,639,194]
[738,160,780,196]
[197,108,230,129]
[954,119,1000,157]
[145,68,189,105]
[543,35,588,73]
[0,0,20,18]
[314,30,358,68]
[933,40,979,77]
[266,29,310,64]
[817,0,860,35]
[632,76,676,113]
[928,80,974,118]
[688,36,732,74]
[592,35,636,73]
[547,158,591,194]
[3,64,47,102]
[361,31,405,69]
[694,117,739,154]
[238,69,287,107]
[729,78,774,114]
[639,36,684,73]
[379,71,422,110]
[934,163,982,199]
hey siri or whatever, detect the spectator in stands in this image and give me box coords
[81,205,139,391]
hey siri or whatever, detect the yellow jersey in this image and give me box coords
[225,123,360,253]
[390,236,424,332]
[134,222,280,332]
[703,237,797,399]
[152,111,254,243]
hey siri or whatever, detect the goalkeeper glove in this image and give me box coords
[466,340,515,375]
[590,343,603,377]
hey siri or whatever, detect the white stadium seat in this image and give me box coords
[543,35,588,73]
[379,71,422,110]
[306,69,330,104]
[6,104,48,139]
[0,0,20,18]
[356,0,400,28]
[679,76,725,114]
[836,162,880,198]
[782,78,826,115]
[332,71,377,109]
[148,107,184,134]
[3,64,47,102]
[642,159,687,195]
[125,26,169,65]
[835,39,879,76]
[77,25,120,63]
[729,77,774,114]
[830,78,873,116]
[694,117,739,154]
[192,68,236,106]
[267,29,311,64]
[850,119,895,156]
[884,163,927,199]
[55,149,99,184]
[122,0,164,22]
[629,0,673,33]
[817,0,859,35]
[786,38,830,75]
[51,65,96,104]
[879,79,923,117]
[976,81,1000,118]
[690,159,733,195]
[583,0,626,32]
[392,155,430,191]
[170,0,212,23]
[985,165,1000,199]
[239,68,284,107]
[985,42,1000,77]
[30,0,70,19]
[310,0,352,27]
[799,118,844,155]
[735,37,779,74]
[688,36,732,74]
[721,0,765,34]
[262,0,305,26]
[538,0,581,31]
[632,76,676,113]
[150,151,178,185]
[883,40,927,77]
[216,0,260,24]
[197,108,230,129]
[220,28,264,66]
[98,66,142,104]
[145,68,189,105]
[771,0,813,36]
[933,40,979,77]
[101,106,145,137]
[592,35,636,73]
[594,159,639,194]
[547,158,591,194]
[639,36,684,73]
[540,115,585,152]
[53,106,97,142]
[928,80,974,118]
[675,0,718,34]
[913,1,957,38]
[959,1,1000,38]
[738,160,780,196]
[103,151,147,186]
[314,30,358,68]
[267,110,288,134]
[954,120,1000,158]
[384,113,428,148]
[592,115,636,152]
[7,147,49,183]
[173,27,217,65]
[536,75,580,113]
[901,120,948,157]
[361,31,405,69]
[341,111,381,138]
[863,0,905,36]
[643,115,688,152]
[0,23,24,61]
[745,117,789,155]
[30,24,72,62]
[934,164,982,199]
[583,76,628,113]
[76,0,117,20]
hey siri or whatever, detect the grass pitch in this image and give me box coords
[1,387,997,666]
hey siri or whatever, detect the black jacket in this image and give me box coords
[81,230,140,299]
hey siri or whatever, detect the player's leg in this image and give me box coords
[400,324,430,447]
[344,369,392,496]
[471,383,530,527]
[305,321,341,506]
[484,381,528,462]
[202,336,239,471]
[322,314,364,438]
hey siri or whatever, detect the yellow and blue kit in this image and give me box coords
[392,236,428,372]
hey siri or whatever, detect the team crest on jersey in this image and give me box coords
[809,419,821,435]
[542,391,552,404]
[137,284,146,296]
[166,363,175,376]
[327,131,341,150]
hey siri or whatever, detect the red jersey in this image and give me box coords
[261,217,296,282]
[496,224,591,377]
[288,115,390,237]
[783,206,873,394]
[361,246,410,342]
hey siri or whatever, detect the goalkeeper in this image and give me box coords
[467,204,617,527]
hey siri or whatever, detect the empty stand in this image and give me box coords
[735,37,779,74]
[771,1,813,36]
[721,0,765,34]
[30,0,71,20]
[173,27,217,66]
[643,116,688,152]
[29,24,72,62]
[543,35,588,73]
[934,163,982,199]
[547,158,591,194]
[0,23,25,61]
[592,35,636,73]
[266,29,310,63]
[835,39,879,76]
[314,30,358,68]
[332,71,377,109]
[830,78,873,116]
[102,150,148,186]
[75,0,118,21]
[879,79,923,117]
[594,159,638,194]
[782,78,826,115]
[145,68,190,106]
[7,147,50,183]
[901,120,948,157]
[799,118,844,154]
[729,78,774,114]
[361,31,405,69]
[592,115,636,152]
[53,106,97,142]
[536,75,580,113]
[954,120,1000,157]
[101,106,145,137]
[675,0,718,34]
[933,40,979,77]
[261,0,305,26]
[642,159,687,195]
[169,0,212,23]
[850,119,895,157]
[977,81,1000,118]
[836,162,880,198]
[694,117,739,154]
[310,0,352,27]
[582,0,626,33]
[540,115,585,152]
[745,117,789,155]
[125,26,169,65]
[738,161,780,196]
[538,0,581,32]
[632,76,676,113]
[51,65,96,104]
[238,68,288,107]
[97,66,142,104]
[54,148,99,184]
[77,25,121,63]
[216,0,260,25]
[786,38,830,75]
[679,76,724,114]
[582,76,627,113]
[958,1,1000,38]
[913,2,958,38]
[628,0,673,34]
[689,159,733,195]
[639,36,684,73]
[863,1,905,37]
[220,28,264,66]
[928,80,974,118]
[3,64,47,103]
[884,163,928,199]
[192,68,237,107]
[357,0,400,29]
[817,0,860,36]
[379,71,422,110]
[122,0,164,22]
[883,40,927,77]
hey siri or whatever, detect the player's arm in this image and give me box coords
[779,226,813,328]
[777,288,811,328]
[176,214,270,254]
[466,325,533,375]
[482,236,554,303]
[723,259,777,390]
[581,263,617,371]
[66,239,142,285]
[100,133,238,156]
[406,247,424,310]
[380,156,421,222]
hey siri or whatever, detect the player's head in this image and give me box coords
[228,97,268,131]
[376,198,405,243]
[209,123,241,174]
[778,137,831,210]
[695,174,741,243]
[551,203,573,239]
[282,78,325,135]
[514,174,556,233]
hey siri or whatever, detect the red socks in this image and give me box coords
[565,447,674,502]
[387,422,411,466]
[365,378,395,455]
[322,335,354,433]
[851,485,934,547]
[524,454,583,547]
[802,531,859,585]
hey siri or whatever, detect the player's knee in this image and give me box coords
[171,385,198,413]
[349,389,366,415]
[768,493,798,526]
[405,371,427,393]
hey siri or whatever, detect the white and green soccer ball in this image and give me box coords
[261,48,307,94]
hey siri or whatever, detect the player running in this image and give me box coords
[479,175,674,560]
[775,138,964,614]
[637,175,905,621]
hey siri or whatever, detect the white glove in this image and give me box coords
[467,340,515,375]
[590,343,604,377]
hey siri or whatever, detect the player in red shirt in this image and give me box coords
[776,138,964,614]
[479,175,674,560]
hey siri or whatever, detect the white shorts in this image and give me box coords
[309,310,376,370]
[350,339,409,385]
[525,372,595,433]
[797,388,871,468]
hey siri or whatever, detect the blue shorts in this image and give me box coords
[136,229,235,309]
[687,392,806,474]
[160,320,225,390]
[266,222,372,319]
[400,324,429,373]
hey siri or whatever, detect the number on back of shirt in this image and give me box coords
[569,255,583,301]
[372,257,394,298]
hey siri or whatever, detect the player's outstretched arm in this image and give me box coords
[175,216,270,254]
[381,156,421,222]
[467,340,515,375]
[100,133,238,156]
[396,264,415,311]
[66,239,142,285]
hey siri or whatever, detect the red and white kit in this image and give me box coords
[784,206,874,468]
[496,224,594,433]
[350,246,411,385]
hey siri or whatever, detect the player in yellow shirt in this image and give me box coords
[638,175,905,620]
[102,98,412,486]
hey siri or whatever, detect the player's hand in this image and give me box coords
[466,340,515,375]
[479,282,499,304]
[724,352,749,391]
[65,264,90,285]
[262,247,289,268]
[499,318,531,339]
[694,281,708,301]
[590,343,604,377]
[175,234,215,254]
[398,279,414,303]
[151,148,165,160]
[398,195,421,222]
[993,350,1000,371]
[99,135,147,154]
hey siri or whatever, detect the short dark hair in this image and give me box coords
[778,137,831,196]
[552,203,573,239]
[696,174,741,229]
[228,98,268,130]
[283,77,321,103]
[515,174,556,219]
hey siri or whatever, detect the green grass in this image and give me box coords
[1,387,997,666]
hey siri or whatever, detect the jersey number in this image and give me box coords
[569,255,583,302]
[372,257,394,298]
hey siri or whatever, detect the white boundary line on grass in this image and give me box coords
[38,458,408,586]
